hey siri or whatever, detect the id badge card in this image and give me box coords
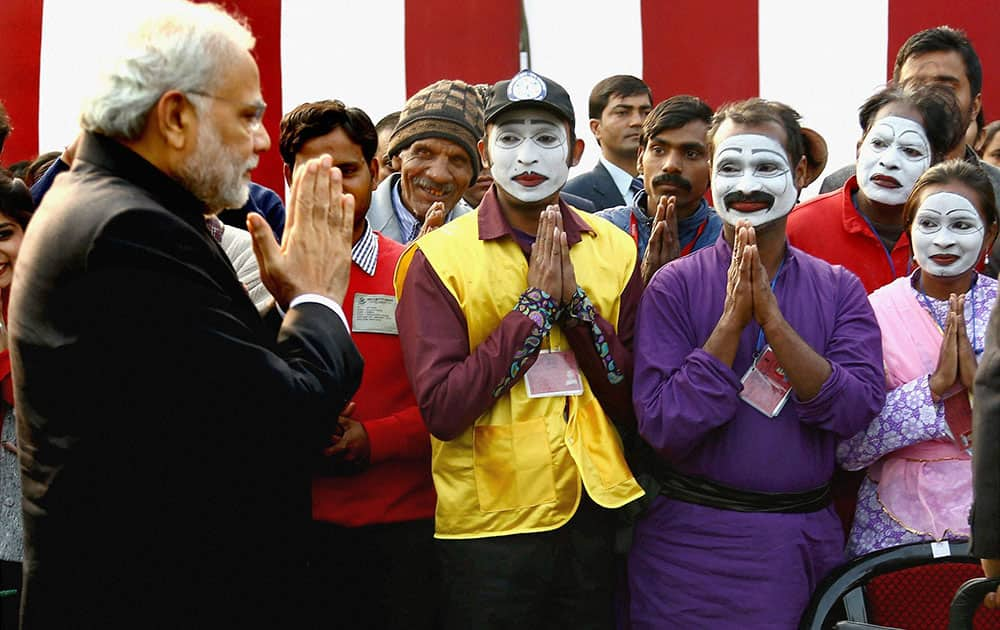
[739,346,792,417]
[525,350,584,398]
[352,293,398,335]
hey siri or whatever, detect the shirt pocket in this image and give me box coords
[473,419,557,512]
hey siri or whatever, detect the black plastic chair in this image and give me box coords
[799,540,1000,629]
[948,576,1000,629]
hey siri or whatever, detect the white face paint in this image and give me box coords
[911,191,985,277]
[488,107,570,203]
[856,115,930,206]
[711,134,797,227]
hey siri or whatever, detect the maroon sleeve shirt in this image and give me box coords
[396,191,639,441]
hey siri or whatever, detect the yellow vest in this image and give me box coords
[395,208,644,539]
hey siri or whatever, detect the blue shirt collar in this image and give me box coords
[391,180,421,242]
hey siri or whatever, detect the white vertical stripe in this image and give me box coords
[280,0,407,125]
[757,0,889,200]
[523,0,644,178]
[38,0,142,154]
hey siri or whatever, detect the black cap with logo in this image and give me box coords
[484,70,575,126]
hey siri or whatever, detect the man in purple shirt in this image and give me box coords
[629,98,885,628]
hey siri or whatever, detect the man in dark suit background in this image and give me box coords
[8,2,364,627]
[564,75,652,211]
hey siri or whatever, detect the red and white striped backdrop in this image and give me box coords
[2,0,998,201]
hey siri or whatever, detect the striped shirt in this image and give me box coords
[352,220,379,276]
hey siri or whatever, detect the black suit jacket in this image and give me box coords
[973,297,1000,559]
[9,133,364,628]
[563,161,627,212]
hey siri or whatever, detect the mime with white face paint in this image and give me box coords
[840,160,998,560]
[788,82,965,293]
[630,99,885,628]
[394,71,644,629]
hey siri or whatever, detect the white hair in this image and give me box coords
[79,1,255,140]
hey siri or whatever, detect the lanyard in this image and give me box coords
[630,212,709,257]
[917,272,981,353]
[856,210,911,278]
[680,218,710,256]
[754,255,787,355]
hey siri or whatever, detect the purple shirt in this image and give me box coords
[634,233,884,491]
[628,232,884,628]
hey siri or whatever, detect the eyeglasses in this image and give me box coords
[186,90,266,131]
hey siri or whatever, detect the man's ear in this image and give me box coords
[589,118,602,143]
[569,137,585,168]
[793,155,808,189]
[636,145,645,175]
[156,90,196,151]
[389,154,402,171]
[972,92,983,122]
[368,158,380,190]
[478,139,490,168]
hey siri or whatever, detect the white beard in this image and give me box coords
[176,122,255,212]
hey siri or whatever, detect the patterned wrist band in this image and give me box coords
[564,287,624,385]
[491,288,559,398]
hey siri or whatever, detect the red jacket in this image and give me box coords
[311,232,434,526]
[787,176,911,294]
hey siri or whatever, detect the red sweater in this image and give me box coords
[787,176,911,294]
[311,233,434,526]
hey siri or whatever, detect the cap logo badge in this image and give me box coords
[507,70,546,102]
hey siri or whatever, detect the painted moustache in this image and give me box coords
[723,190,775,212]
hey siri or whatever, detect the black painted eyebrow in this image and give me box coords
[751,148,785,158]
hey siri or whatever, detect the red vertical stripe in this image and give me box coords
[888,0,1000,132]
[217,0,285,200]
[0,0,43,165]
[640,0,758,109]
[404,0,520,97]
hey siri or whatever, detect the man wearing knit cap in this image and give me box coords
[367,79,483,243]
[395,70,643,628]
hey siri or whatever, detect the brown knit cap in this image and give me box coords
[387,79,485,184]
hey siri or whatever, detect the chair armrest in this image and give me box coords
[949,577,1000,629]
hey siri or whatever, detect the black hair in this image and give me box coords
[279,100,378,168]
[376,111,401,136]
[587,75,652,120]
[892,26,982,99]
[708,98,805,168]
[640,95,713,146]
[858,82,964,162]
[903,159,999,229]
[0,168,34,229]
[977,121,1000,155]
[0,101,10,154]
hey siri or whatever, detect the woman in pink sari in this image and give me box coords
[839,160,999,557]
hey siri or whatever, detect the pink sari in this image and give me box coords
[867,277,971,539]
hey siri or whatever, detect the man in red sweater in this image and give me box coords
[280,100,436,629]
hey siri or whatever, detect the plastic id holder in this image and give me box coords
[525,350,584,398]
[739,346,792,418]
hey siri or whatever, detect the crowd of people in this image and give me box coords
[2,2,1000,628]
